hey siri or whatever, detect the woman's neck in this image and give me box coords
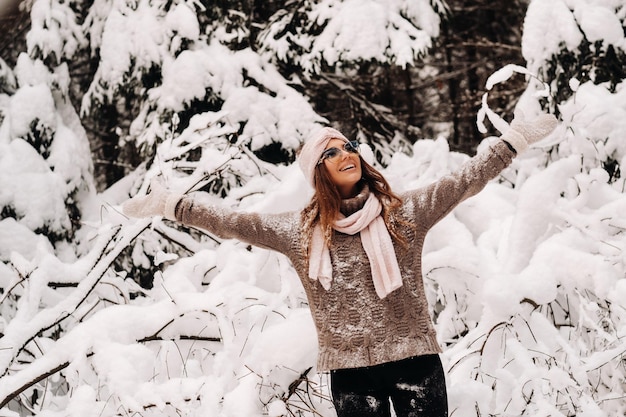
[340,183,369,216]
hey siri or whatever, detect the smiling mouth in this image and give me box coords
[339,164,355,172]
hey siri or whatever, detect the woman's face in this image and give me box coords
[321,138,362,198]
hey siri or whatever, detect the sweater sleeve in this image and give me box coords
[405,139,515,230]
[174,194,298,256]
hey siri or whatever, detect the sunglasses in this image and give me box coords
[317,140,360,165]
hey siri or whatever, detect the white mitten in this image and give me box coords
[122,180,182,220]
[501,111,558,153]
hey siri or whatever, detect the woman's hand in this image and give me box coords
[502,112,558,153]
[122,180,181,220]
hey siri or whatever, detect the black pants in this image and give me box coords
[330,354,448,417]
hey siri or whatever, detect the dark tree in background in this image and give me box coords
[435,0,529,152]
[296,0,529,155]
[0,0,27,94]
[249,0,531,160]
[255,0,529,156]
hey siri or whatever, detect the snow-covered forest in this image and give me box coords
[0,0,625,416]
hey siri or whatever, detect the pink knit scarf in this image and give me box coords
[308,193,403,299]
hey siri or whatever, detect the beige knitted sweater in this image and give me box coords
[175,140,515,372]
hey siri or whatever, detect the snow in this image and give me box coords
[153,49,216,112]
[0,139,70,233]
[523,0,626,74]
[522,0,584,70]
[98,4,165,86]
[0,219,54,262]
[145,43,322,152]
[574,2,625,46]
[1,0,626,416]
[308,0,435,67]
[26,0,82,60]
[260,0,441,71]
[0,75,92,243]
[165,3,201,41]
[7,84,55,138]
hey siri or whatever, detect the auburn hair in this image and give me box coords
[300,156,409,252]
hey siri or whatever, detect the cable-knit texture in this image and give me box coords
[175,140,515,372]
[309,187,403,298]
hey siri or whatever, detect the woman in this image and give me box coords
[123,112,557,417]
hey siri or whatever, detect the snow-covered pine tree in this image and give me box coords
[437,1,626,415]
[525,0,626,184]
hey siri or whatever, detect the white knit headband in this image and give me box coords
[297,127,349,187]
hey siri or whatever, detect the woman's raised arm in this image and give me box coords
[122,182,299,256]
